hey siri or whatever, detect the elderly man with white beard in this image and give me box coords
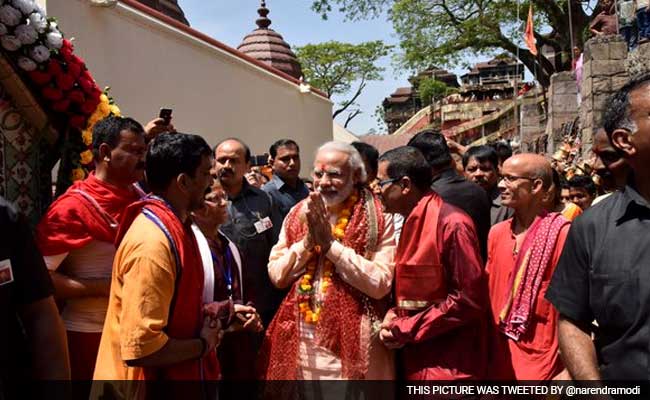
[258,141,397,381]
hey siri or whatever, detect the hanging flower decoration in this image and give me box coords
[297,193,358,324]
[0,0,121,183]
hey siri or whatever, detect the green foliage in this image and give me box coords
[296,40,393,124]
[418,78,455,106]
[296,40,392,98]
[310,0,606,87]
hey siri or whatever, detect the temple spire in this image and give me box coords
[237,1,303,79]
[256,1,272,29]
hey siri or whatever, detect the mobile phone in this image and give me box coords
[159,108,172,124]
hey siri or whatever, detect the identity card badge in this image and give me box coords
[0,259,14,286]
[254,217,273,234]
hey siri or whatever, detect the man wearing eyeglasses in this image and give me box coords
[485,153,571,381]
[376,146,487,380]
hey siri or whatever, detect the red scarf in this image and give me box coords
[394,192,447,315]
[36,173,142,255]
[258,189,385,380]
[116,196,220,381]
[498,212,569,341]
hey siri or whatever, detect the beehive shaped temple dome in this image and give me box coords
[237,1,303,80]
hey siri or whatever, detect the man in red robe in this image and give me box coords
[36,116,148,381]
[376,146,488,380]
[486,153,570,380]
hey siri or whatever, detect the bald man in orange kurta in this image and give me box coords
[486,154,570,380]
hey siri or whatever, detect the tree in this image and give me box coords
[417,78,456,106]
[296,40,392,127]
[310,0,609,88]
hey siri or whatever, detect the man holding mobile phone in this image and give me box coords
[143,108,176,143]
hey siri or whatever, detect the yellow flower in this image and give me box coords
[82,129,92,145]
[71,167,85,181]
[311,313,319,323]
[303,274,312,280]
[333,228,345,238]
[100,94,109,104]
[338,218,349,226]
[80,150,93,165]
[98,101,110,115]
[109,104,121,116]
[88,112,102,127]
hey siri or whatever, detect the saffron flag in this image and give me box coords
[524,4,538,55]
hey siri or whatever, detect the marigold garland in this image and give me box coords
[297,192,358,324]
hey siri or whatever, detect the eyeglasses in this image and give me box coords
[377,177,401,189]
[500,174,536,184]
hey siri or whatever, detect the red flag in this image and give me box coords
[524,4,538,55]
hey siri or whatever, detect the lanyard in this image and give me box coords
[211,245,233,299]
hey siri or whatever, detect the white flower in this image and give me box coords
[29,44,49,62]
[17,56,36,71]
[1,34,21,51]
[0,5,23,26]
[28,12,47,33]
[35,4,46,17]
[15,23,37,45]
[0,23,7,36]
[11,0,35,16]
[45,30,63,49]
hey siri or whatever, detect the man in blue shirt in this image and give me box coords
[262,139,309,221]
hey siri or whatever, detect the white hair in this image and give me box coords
[315,141,367,183]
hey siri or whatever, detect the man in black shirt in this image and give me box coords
[547,74,650,380]
[214,138,283,326]
[262,139,309,221]
[462,145,513,225]
[0,196,69,397]
[408,130,491,261]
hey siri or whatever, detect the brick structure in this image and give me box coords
[579,35,629,153]
[545,72,579,154]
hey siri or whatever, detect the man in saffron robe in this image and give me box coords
[376,146,487,381]
[486,154,571,380]
[92,133,226,397]
[36,116,147,381]
[259,141,397,380]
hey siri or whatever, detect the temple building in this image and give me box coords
[32,0,331,199]
[135,0,188,25]
[382,57,527,142]
[382,67,459,134]
[459,56,524,101]
[237,1,303,80]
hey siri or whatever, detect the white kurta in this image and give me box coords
[268,211,397,380]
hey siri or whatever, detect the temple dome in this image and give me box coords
[136,0,189,25]
[237,1,303,80]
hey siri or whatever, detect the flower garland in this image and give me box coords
[297,192,358,324]
[0,0,121,184]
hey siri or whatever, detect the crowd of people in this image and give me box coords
[1,72,650,398]
[590,0,650,49]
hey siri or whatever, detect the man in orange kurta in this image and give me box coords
[486,154,570,380]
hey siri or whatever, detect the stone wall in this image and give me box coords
[545,72,579,154]
[544,36,650,158]
[520,88,546,152]
[626,41,650,80]
[579,35,629,152]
